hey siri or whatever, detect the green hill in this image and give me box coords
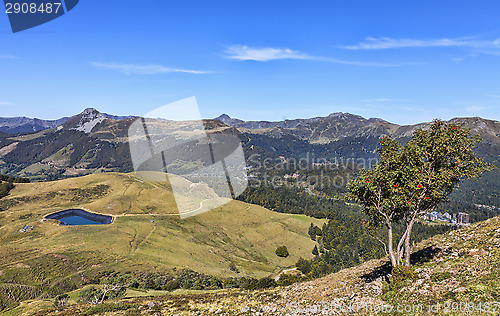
[16,215,498,316]
[0,173,324,312]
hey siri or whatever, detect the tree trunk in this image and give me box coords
[404,218,416,266]
[386,223,398,268]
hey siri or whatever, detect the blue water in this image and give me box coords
[58,215,104,225]
[45,209,112,225]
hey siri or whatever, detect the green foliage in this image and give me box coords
[54,293,69,307]
[349,120,495,267]
[276,273,308,286]
[0,174,30,183]
[257,277,277,289]
[237,186,354,219]
[295,257,312,275]
[0,174,28,200]
[82,302,138,315]
[307,260,332,279]
[391,263,416,283]
[314,225,322,236]
[431,271,452,282]
[78,286,102,303]
[221,276,277,290]
[229,262,239,273]
[68,184,110,201]
[308,223,317,240]
[275,245,289,258]
[78,285,125,304]
[0,181,14,200]
[210,277,222,290]
[312,245,319,256]
[0,284,42,312]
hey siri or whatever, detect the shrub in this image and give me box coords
[82,303,137,315]
[275,246,289,258]
[229,262,239,273]
[296,257,312,275]
[277,273,307,286]
[391,264,416,283]
[78,286,101,303]
[165,280,179,291]
[257,277,277,289]
[54,294,69,307]
[431,271,451,282]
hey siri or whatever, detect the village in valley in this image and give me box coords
[422,204,497,226]
[423,211,469,225]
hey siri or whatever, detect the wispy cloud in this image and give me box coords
[0,55,16,59]
[485,94,500,99]
[0,102,12,105]
[224,45,311,61]
[342,37,500,50]
[224,45,408,67]
[90,62,212,75]
[363,98,411,102]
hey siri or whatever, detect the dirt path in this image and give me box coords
[134,226,157,252]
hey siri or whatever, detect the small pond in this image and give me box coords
[45,209,113,226]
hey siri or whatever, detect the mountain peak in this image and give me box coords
[327,112,344,117]
[82,108,101,115]
[215,114,231,120]
[61,108,106,133]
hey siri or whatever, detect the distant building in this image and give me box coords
[424,211,439,222]
[457,212,469,225]
[443,212,452,220]
[20,225,33,233]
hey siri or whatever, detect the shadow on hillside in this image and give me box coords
[361,245,441,282]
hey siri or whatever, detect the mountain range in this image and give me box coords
[1,109,500,184]
[0,109,131,134]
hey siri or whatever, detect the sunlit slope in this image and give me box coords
[0,172,178,216]
[0,173,324,288]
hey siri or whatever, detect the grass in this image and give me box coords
[0,172,325,314]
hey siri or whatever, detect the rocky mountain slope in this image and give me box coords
[0,109,130,134]
[0,116,69,134]
[217,113,500,144]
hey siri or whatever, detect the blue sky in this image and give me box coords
[1,0,500,125]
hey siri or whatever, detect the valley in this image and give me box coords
[0,173,325,312]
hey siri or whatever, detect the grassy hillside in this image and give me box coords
[0,173,324,312]
[16,215,499,316]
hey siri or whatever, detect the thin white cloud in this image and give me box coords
[90,62,211,75]
[342,37,500,50]
[485,94,500,99]
[0,55,16,59]
[0,102,12,105]
[224,45,407,67]
[363,98,411,102]
[224,45,311,61]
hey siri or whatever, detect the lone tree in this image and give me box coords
[275,245,289,258]
[349,120,494,268]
